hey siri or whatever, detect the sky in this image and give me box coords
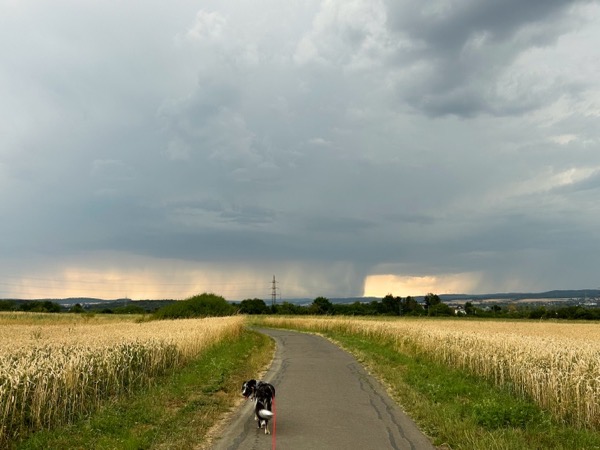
[1,0,600,300]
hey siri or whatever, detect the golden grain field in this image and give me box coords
[260,316,600,429]
[0,312,244,445]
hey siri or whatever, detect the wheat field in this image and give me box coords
[0,313,244,445]
[260,316,600,429]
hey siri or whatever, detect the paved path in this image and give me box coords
[211,328,435,450]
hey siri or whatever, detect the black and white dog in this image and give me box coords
[241,379,276,434]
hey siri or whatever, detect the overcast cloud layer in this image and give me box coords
[1,0,599,300]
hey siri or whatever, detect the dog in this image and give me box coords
[241,379,276,434]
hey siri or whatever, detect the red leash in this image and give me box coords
[271,397,277,450]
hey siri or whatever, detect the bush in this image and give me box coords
[69,303,85,313]
[20,300,62,313]
[472,398,546,429]
[239,298,269,314]
[0,300,16,311]
[113,304,147,315]
[309,297,333,315]
[153,293,236,319]
[427,302,453,316]
[528,307,548,320]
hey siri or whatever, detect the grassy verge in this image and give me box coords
[15,329,274,450]
[261,321,600,450]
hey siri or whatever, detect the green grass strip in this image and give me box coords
[315,330,600,450]
[15,329,274,450]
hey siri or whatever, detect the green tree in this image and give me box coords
[337,301,371,315]
[20,300,61,313]
[427,302,453,316]
[464,301,475,315]
[310,296,333,315]
[0,300,16,311]
[400,296,425,315]
[153,293,235,319]
[369,300,385,315]
[114,304,147,314]
[239,298,269,314]
[381,294,401,315]
[276,301,304,315]
[424,293,441,310]
[490,304,502,314]
[69,303,85,313]
[528,306,547,319]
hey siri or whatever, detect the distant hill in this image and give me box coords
[282,290,600,305]
[3,289,599,311]
[437,289,600,303]
[0,298,178,313]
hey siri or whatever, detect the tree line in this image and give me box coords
[238,293,453,316]
[3,294,600,320]
[237,294,600,320]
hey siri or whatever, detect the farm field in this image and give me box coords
[5,312,600,449]
[0,312,245,447]
[257,316,600,448]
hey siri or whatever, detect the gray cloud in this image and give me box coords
[384,0,593,116]
[1,0,599,299]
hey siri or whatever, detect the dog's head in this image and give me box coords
[241,379,257,398]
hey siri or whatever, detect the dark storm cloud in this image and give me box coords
[384,0,591,116]
[387,0,569,47]
[1,0,599,299]
[302,216,375,234]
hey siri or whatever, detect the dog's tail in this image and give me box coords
[257,409,274,420]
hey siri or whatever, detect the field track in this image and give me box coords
[211,327,435,450]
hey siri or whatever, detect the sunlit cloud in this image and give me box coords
[363,273,481,297]
[549,134,577,145]
[0,253,270,300]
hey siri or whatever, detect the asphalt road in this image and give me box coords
[210,328,436,450]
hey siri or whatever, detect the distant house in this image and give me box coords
[454,306,467,315]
